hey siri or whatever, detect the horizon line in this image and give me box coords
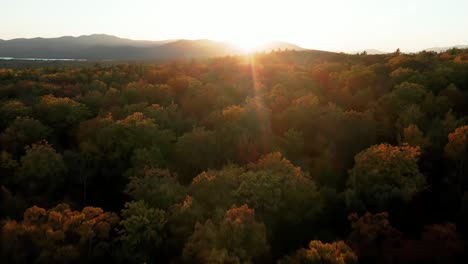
[1,33,467,53]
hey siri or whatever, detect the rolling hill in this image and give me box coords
[0,34,304,61]
[425,45,468,52]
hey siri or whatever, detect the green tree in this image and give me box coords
[125,168,186,210]
[129,146,167,171]
[78,112,175,205]
[0,100,32,129]
[35,95,91,145]
[182,205,270,264]
[119,200,167,263]
[236,152,321,224]
[1,117,51,156]
[189,165,245,219]
[346,144,426,211]
[175,127,224,178]
[399,124,430,150]
[276,128,306,165]
[143,103,192,136]
[189,153,323,254]
[35,95,91,130]
[16,141,66,197]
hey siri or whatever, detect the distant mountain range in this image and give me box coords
[0,34,304,61]
[425,45,468,52]
[352,45,468,55]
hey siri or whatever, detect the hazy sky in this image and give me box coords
[2,0,468,52]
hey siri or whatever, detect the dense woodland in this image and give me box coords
[1,48,468,263]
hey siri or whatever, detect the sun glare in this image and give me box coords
[229,39,268,53]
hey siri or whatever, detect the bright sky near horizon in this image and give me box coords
[2,0,468,52]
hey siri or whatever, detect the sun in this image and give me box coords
[228,38,268,53]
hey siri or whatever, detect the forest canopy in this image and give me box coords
[1,49,468,263]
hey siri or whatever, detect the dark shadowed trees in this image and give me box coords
[279,240,358,264]
[16,141,66,198]
[182,205,270,263]
[1,204,119,263]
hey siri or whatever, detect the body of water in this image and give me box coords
[0,57,86,61]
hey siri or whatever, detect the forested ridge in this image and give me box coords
[0,34,303,61]
[1,48,468,263]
